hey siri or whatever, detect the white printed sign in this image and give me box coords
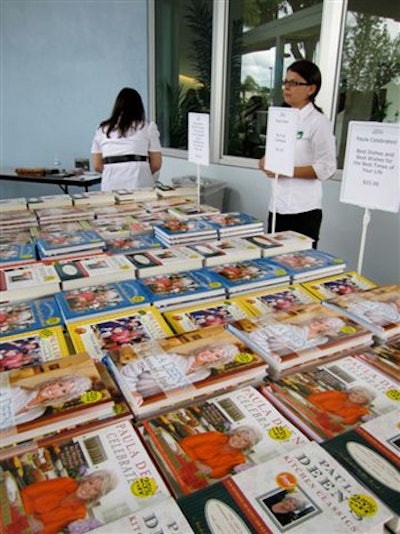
[188,112,210,166]
[264,106,299,176]
[341,121,400,213]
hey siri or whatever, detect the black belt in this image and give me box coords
[103,155,148,164]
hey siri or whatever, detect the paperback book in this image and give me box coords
[127,246,203,277]
[0,262,60,303]
[55,279,151,322]
[202,212,264,238]
[71,190,115,206]
[35,230,106,258]
[0,242,37,268]
[321,410,400,533]
[162,297,251,334]
[67,306,173,360]
[187,237,262,267]
[178,441,393,534]
[227,302,374,377]
[35,206,96,224]
[205,259,291,297]
[137,269,226,309]
[261,354,399,441]
[105,234,163,255]
[93,204,146,221]
[103,325,269,420]
[115,187,158,203]
[27,193,73,209]
[53,253,137,290]
[301,271,377,300]
[0,211,38,230]
[268,249,347,282]
[92,216,153,239]
[0,197,27,213]
[354,336,400,379]
[0,296,63,337]
[0,419,171,534]
[0,326,69,373]
[322,284,400,341]
[238,284,317,316]
[0,352,115,447]
[142,385,309,496]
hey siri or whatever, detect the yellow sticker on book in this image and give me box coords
[234,352,254,364]
[130,296,145,303]
[209,282,222,288]
[341,326,356,334]
[131,477,157,498]
[348,494,378,517]
[45,317,60,325]
[81,391,102,404]
[39,329,54,338]
[386,389,400,401]
[269,426,292,441]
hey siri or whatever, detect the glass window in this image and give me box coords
[335,1,400,167]
[224,0,323,159]
[154,0,213,150]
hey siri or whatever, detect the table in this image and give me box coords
[0,169,102,194]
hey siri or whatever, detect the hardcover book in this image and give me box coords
[201,212,264,238]
[102,325,269,420]
[154,218,218,246]
[93,203,146,221]
[105,234,163,255]
[55,279,151,322]
[127,246,203,277]
[0,419,171,534]
[0,263,60,303]
[321,411,400,533]
[142,385,309,496]
[239,284,317,316]
[268,230,314,253]
[0,352,115,447]
[137,269,226,309]
[301,271,377,300]
[268,249,347,282]
[322,284,400,341]
[92,216,152,239]
[53,253,137,290]
[205,259,291,297]
[67,306,173,360]
[0,326,69,373]
[242,233,285,257]
[162,297,251,334]
[168,203,220,219]
[188,237,262,267]
[261,354,399,441]
[354,336,400,379]
[0,242,37,268]
[227,302,374,377]
[0,296,63,337]
[35,230,106,257]
[178,441,393,534]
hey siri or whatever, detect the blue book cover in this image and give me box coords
[205,258,290,293]
[105,234,163,255]
[154,218,217,238]
[137,268,225,306]
[266,250,346,279]
[0,296,63,337]
[0,242,36,266]
[35,230,105,255]
[55,279,151,322]
[202,212,264,230]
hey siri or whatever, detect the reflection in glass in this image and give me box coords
[224,0,323,159]
[336,1,400,167]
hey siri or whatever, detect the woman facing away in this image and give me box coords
[91,87,162,192]
[258,60,337,249]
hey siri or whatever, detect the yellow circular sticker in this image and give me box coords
[45,317,60,325]
[341,326,356,334]
[269,426,292,441]
[130,296,145,303]
[209,282,222,288]
[39,329,54,338]
[348,494,378,517]
[81,391,102,404]
[234,352,254,364]
[274,269,287,276]
[386,389,400,401]
[120,265,130,270]
[131,477,157,498]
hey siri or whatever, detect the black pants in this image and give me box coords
[268,209,322,249]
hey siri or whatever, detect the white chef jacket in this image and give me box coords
[270,103,337,214]
[91,121,162,191]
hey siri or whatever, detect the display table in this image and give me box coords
[0,169,102,193]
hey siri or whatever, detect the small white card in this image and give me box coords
[264,106,299,176]
[341,121,400,213]
[188,112,210,166]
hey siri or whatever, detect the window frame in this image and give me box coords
[148,0,348,170]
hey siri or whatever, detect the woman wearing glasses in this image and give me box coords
[258,60,337,248]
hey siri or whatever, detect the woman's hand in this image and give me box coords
[258,156,279,179]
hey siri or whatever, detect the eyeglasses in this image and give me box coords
[282,79,310,88]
